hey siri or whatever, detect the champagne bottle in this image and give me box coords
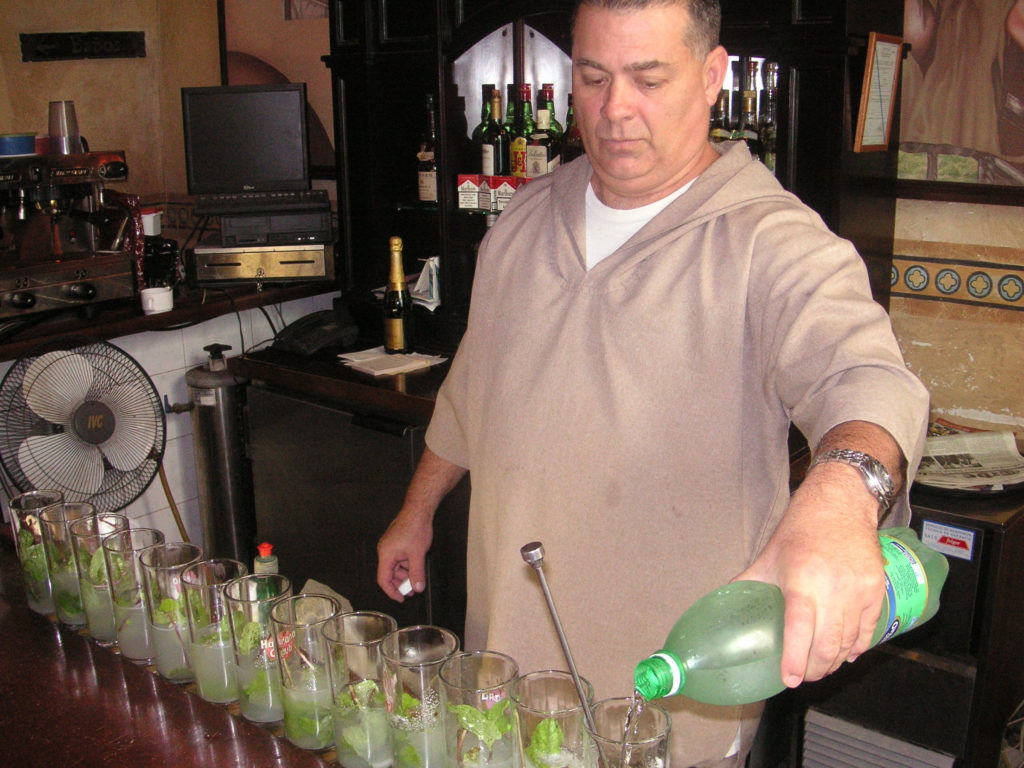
[417,94,438,203]
[510,83,535,178]
[471,82,496,148]
[383,236,412,354]
[481,89,510,176]
[759,62,779,175]
[633,527,949,707]
[709,90,732,143]
[562,92,585,163]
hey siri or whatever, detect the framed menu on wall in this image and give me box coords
[854,32,903,152]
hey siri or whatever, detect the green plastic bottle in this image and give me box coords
[633,527,949,706]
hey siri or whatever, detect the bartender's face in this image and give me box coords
[572,2,727,208]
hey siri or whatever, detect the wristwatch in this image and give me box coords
[809,448,897,511]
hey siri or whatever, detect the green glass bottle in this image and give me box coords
[633,527,949,707]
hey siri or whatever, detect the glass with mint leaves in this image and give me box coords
[440,651,519,768]
[225,573,293,725]
[323,610,399,768]
[68,512,129,646]
[39,502,97,628]
[182,558,248,704]
[139,541,203,683]
[102,527,165,664]
[382,625,459,768]
[7,490,63,614]
[511,670,594,768]
[271,593,343,751]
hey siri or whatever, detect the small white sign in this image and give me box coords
[921,519,975,561]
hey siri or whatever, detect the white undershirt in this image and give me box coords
[584,179,694,269]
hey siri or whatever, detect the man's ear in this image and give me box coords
[703,45,730,105]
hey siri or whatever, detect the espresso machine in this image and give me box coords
[0,151,137,319]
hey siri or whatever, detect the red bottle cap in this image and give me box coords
[257,542,273,558]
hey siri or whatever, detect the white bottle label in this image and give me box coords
[481,144,495,176]
[418,170,437,202]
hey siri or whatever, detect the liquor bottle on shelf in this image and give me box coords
[730,57,743,129]
[709,89,732,143]
[481,88,510,176]
[505,83,517,128]
[526,107,558,178]
[471,82,496,148]
[417,94,438,203]
[737,92,763,161]
[510,83,535,178]
[383,236,413,354]
[759,62,779,175]
[562,92,585,163]
[540,84,563,142]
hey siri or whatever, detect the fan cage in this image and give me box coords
[0,337,167,514]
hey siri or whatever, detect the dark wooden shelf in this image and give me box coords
[0,281,338,362]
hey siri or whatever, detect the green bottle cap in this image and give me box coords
[634,651,686,700]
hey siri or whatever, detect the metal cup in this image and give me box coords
[7,489,63,614]
[48,100,83,154]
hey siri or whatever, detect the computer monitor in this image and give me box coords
[181,83,310,195]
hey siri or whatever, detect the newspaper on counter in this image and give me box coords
[915,429,1024,491]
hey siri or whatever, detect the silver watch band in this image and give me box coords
[808,448,897,511]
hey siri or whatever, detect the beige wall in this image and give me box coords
[0,0,220,197]
[891,200,1024,430]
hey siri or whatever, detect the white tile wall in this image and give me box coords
[1,291,339,556]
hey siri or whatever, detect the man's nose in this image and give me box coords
[602,78,635,120]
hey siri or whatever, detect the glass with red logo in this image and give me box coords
[224,573,292,724]
[270,593,342,751]
[440,650,520,768]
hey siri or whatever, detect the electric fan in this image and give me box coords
[0,337,166,513]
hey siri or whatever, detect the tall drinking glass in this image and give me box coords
[511,670,594,768]
[68,513,129,646]
[182,558,248,704]
[102,527,165,664]
[225,574,293,724]
[583,697,671,768]
[381,625,460,768]
[271,593,342,751]
[139,541,202,682]
[323,611,398,768]
[39,502,95,627]
[441,651,519,768]
[7,489,63,613]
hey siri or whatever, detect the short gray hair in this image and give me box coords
[572,0,721,60]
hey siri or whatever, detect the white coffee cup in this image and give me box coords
[140,286,174,315]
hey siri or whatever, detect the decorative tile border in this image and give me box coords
[891,254,1024,311]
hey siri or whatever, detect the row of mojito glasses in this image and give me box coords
[8,489,673,767]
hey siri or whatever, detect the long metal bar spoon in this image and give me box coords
[520,541,608,768]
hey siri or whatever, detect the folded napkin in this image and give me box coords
[338,346,447,376]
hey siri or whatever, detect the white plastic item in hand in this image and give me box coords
[398,578,413,596]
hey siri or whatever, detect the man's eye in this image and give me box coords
[640,80,663,89]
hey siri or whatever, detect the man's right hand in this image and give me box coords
[375,447,468,601]
[376,508,434,601]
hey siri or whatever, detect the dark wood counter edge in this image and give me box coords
[0,281,338,362]
[228,350,446,424]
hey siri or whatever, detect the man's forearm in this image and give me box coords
[401,446,468,520]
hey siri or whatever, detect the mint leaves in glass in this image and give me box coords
[182,558,248,704]
[139,541,203,683]
[511,670,594,768]
[7,490,63,614]
[39,502,96,627]
[324,611,398,768]
[441,651,519,768]
[68,512,129,646]
[102,527,165,664]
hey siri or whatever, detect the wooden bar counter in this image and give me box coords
[0,533,330,767]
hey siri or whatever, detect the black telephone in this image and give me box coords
[272,306,359,356]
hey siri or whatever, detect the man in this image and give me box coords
[377,1,930,765]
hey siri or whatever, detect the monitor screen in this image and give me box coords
[182,83,310,195]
